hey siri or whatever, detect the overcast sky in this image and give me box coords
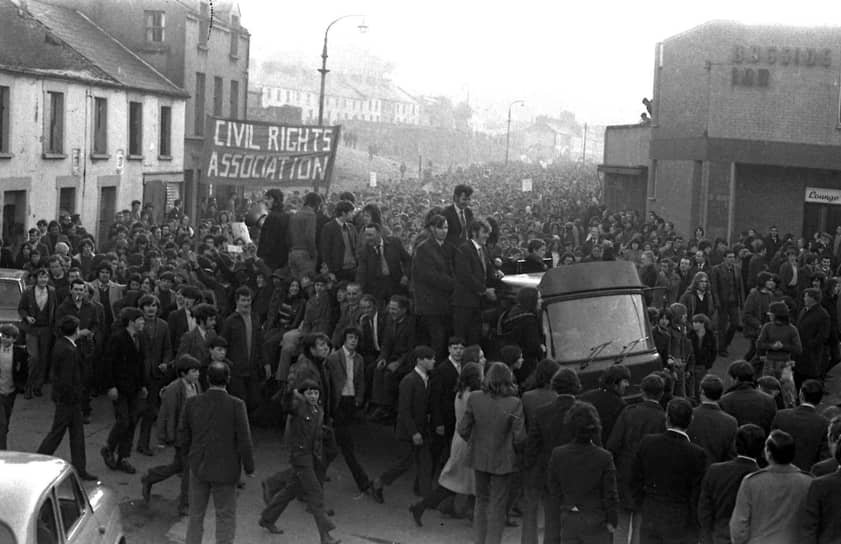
[238,0,838,126]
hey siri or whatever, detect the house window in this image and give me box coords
[198,2,209,47]
[93,97,107,155]
[59,187,76,215]
[213,76,223,116]
[45,91,64,154]
[229,80,239,120]
[229,14,239,57]
[194,72,205,135]
[144,10,165,42]
[128,101,143,156]
[0,85,9,154]
[159,105,171,156]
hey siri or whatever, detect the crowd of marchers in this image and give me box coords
[0,161,839,544]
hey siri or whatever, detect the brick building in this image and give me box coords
[603,21,841,241]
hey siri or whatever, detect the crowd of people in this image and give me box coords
[0,160,839,544]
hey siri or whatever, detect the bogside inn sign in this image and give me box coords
[805,187,841,205]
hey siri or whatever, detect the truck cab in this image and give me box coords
[499,260,662,396]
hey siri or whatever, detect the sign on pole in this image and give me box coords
[521,178,533,192]
[202,117,341,191]
[369,171,377,188]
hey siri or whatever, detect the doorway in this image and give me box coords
[98,186,116,245]
[2,190,26,247]
[803,202,841,238]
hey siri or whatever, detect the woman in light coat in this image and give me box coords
[409,362,484,526]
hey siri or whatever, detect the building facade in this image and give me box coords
[598,124,650,217]
[48,0,251,220]
[635,21,841,241]
[0,0,187,244]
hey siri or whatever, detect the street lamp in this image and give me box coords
[317,14,368,126]
[505,100,524,166]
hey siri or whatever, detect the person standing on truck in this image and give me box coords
[452,220,497,346]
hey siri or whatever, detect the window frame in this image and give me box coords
[144,10,166,43]
[194,72,206,136]
[198,2,209,48]
[229,80,239,120]
[92,96,108,157]
[213,76,223,117]
[128,100,143,158]
[54,473,87,538]
[159,104,172,158]
[229,14,239,58]
[0,85,9,156]
[44,90,65,157]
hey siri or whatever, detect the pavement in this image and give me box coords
[4,334,762,544]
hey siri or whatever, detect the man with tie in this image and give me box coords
[101,307,148,474]
[443,184,474,247]
[711,249,744,357]
[452,220,497,346]
[356,223,411,307]
[320,200,358,282]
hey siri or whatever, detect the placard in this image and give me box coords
[805,186,841,205]
[521,178,533,192]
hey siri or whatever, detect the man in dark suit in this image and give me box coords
[452,220,496,346]
[688,374,738,464]
[442,184,474,247]
[412,213,456,360]
[796,288,831,389]
[631,398,708,544]
[136,295,173,456]
[524,368,584,543]
[220,286,267,413]
[580,365,631,446]
[357,294,385,399]
[256,188,290,271]
[36,316,97,481]
[606,374,666,541]
[370,295,416,420]
[719,361,777,435]
[802,445,841,544]
[698,424,765,544]
[370,346,435,503]
[324,326,372,494]
[177,303,218,372]
[429,337,464,470]
[772,379,830,471]
[167,285,202,350]
[711,249,744,356]
[812,417,841,477]
[356,223,411,306]
[55,278,100,422]
[179,361,255,544]
[17,268,57,398]
[319,200,357,282]
[102,307,148,474]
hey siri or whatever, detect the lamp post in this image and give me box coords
[317,14,368,126]
[505,99,524,166]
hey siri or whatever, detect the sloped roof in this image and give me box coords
[5,0,187,97]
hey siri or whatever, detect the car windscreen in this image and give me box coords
[542,293,650,362]
[0,280,20,309]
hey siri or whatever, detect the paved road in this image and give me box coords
[7,336,753,544]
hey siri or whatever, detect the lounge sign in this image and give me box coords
[805,187,841,205]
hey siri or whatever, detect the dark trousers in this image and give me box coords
[261,464,335,537]
[419,484,455,511]
[137,380,165,449]
[106,394,141,459]
[521,467,547,544]
[0,392,16,450]
[228,375,258,414]
[453,306,482,347]
[186,473,237,544]
[25,326,53,390]
[146,447,189,508]
[332,397,371,492]
[717,303,740,351]
[560,512,612,544]
[474,470,512,544]
[379,439,432,496]
[37,402,86,473]
[371,367,401,408]
[418,314,451,361]
[430,427,454,473]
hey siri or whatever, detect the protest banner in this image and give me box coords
[202,117,341,191]
[521,178,533,192]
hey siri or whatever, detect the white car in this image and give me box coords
[0,452,125,544]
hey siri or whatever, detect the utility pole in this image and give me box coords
[581,123,588,162]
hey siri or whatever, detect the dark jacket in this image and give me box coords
[525,395,580,476]
[395,370,429,442]
[802,469,841,544]
[606,399,666,509]
[140,317,173,383]
[698,457,759,544]
[50,337,83,405]
[742,288,773,338]
[631,431,708,537]
[452,239,494,309]
[319,219,357,275]
[719,383,777,435]
[429,359,460,436]
[379,314,416,371]
[17,284,57,332]
[547,442,619,530]
[688,329,718,370]
[772,405,829,471]
[220,312,264,378]
[324,348,365,412]
[797,304,831,378]
[177,327,216,368]
[412,237,455,316]
[178,388,255,484]
[54,298,99,357]
[356,237,410,301]
[257,209,290,270]
[688,402,738,465]
[167,308,191,351]
[711,262,744,308]
[158,377,202,445]
[442,204,473,247]
[282,390,325,467]
[103,328,147,395]
[580,387,627,446]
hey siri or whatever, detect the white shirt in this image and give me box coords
[414,366,429,388]
[448,357,462,375]
[341,346,355,397]
[35,286,48,311]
